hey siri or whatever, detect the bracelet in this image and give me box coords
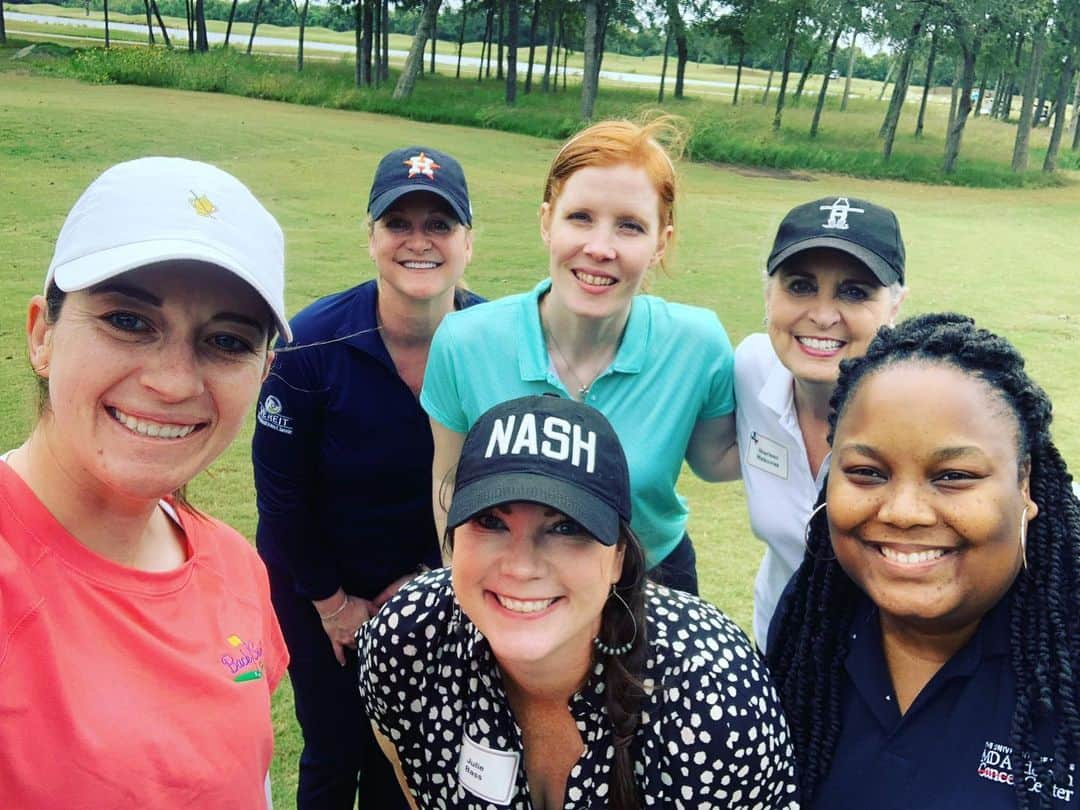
[317,594,349,622]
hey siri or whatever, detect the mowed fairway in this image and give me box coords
[3,71,1080,807]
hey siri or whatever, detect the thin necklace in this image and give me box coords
[543,318,610,400]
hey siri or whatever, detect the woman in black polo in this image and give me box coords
[357,396,798,809]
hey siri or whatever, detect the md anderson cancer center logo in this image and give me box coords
[978,740,1075,803]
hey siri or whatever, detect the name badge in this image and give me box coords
[746,431,789,479]
[458,734,520,805]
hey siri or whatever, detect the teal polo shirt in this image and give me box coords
[421,279,735,567]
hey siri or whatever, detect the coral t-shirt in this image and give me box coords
[0,462,288,809]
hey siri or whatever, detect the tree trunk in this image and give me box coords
[1068,71,1080,140]
[593,1,608,86]
[733,41,745,105]
[185,0,193,52]
[393,0,442,99]
[246,0,263,54]
[947,59,961,133]
[150,0,170,47]
[989,70,1005,118]
[0,0,6,45]
[915,28,937,137]
[381,0,389,81]
[104,0,111,47]
[561,17,569,91]
[524,0,540,93]
[429,15,436,75]
[194,0,208,52]
[223,0,238,46]
[840,28,857,111]
[794,24,827,103]
[1012,19,1047,173]
[877,57,897,101]
[359,0,373,85]
[762,64,775,104]
[505,0,518,103]
[942,43,978,174]
[372,0,381,85]
[580,0,600,119]
[658,24,671,102]
[478,1,493,80]
[1002,32,1024,120]
[496,0,504,80]
[541,0,557,91]
[810,24,842,137]
[666,0,687,99]
[972,67,989,117]
[1043,52,1076,172]
[880,9,925,158]
[294,0,309,70]
[773,8,800,131]
[142,0,155,45]
[484,0,494,78]
[456,2,467,78]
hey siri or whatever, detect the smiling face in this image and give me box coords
[765,248,903,385]
[369,190,472,303]
[828,362,1037,638]
[540,163,671,323]
[451,502,625,679]
[28,261,273,504]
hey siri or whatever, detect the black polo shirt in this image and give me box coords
[814,589,1076,809]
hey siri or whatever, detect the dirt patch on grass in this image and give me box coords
[719,163,817,181]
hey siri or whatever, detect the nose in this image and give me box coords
[139,339,206,402]
[877,481,937,529]
[499,533,545,580]
[583,230,616,262]
[808,298,841,329]
[404,228,433,253]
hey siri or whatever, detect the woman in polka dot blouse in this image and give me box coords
[357,396,799,809]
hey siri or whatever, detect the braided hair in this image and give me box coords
[767,313,1080,808]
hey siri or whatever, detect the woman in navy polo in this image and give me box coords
[768,313,1079,809]
[252,146,482,809]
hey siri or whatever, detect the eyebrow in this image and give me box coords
[839,443,986,462]
[89,283,268,334]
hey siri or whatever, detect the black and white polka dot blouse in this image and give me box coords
[357,568,799,809]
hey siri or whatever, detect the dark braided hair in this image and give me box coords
[767,313,1080,808]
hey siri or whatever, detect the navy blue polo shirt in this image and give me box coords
[252,280,483,601]
[812,588,1076,809]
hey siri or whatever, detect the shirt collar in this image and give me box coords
[517,278,651,380]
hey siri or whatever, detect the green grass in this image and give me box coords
[2,70,1080,807]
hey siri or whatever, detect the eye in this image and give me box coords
[104,311,151,333]
[933,470,983,486]
[471,511,507,532]
[566,211,591,223]
[617,219,646,234]
[785,278,816,296]
[425,218,453,236]
[549,518,589,537]
[843,465,886,484]
[838,283,872,303]
[382,217,410,233]
[208,333,256,354]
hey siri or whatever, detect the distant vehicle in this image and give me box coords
[829,69,840,80]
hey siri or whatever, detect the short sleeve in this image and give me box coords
[356,569,455,745]
[420,315,470,433]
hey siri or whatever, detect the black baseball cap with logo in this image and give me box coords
[447,396,631,546]
[367,145,473,227]
[766,196,905,285]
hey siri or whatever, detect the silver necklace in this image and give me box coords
[543,319,609,399]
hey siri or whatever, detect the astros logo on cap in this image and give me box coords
[403,152,441,179]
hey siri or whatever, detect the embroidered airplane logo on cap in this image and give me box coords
[820,197,864,231]
[190,191,218,218]
[403,152,441,179]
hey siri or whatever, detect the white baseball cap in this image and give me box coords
[45,157,292,343]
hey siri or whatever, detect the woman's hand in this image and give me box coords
[313,590,377,666]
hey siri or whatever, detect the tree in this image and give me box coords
[247,0,265,54]
[0,0,6,46]
[142,0,156,45]
[581,0,601,119]
[810,23,843,136]
[394,0,442,99]
[293,0,311,70]
[665,0,689,99]
[542,0,559,91]
[506,0,519,103]
[880,6,928,161]
[358,0,374,85]
[915,27,938,136]
[194,0,209,51]
[104,0,111,47]
[1043,2,1080,171]
[840,28,857,110]
[1012,15,1049,172]
[456,0,470,78]
[223,0,238,46]
[773,0,810,130]
[524,0,542,93]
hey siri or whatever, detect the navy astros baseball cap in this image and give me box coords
[767,196,905,285]
[447,396,631,546]
[367,146,472,227]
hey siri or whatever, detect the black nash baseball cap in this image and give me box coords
[767,196,905,285]
[367,145,472,227]
[447,396,631,546]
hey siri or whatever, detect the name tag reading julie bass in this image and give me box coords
[746,430,789,479]
[459,734,520,805]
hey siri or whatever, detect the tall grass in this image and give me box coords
[12,40,1071,189]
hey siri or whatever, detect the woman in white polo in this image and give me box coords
[734,196,908,649]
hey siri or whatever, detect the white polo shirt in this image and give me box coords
[734,333,828,650]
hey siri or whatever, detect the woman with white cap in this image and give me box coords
[356,395,799,810]
[735,196,908,650]
[0,157,290,808]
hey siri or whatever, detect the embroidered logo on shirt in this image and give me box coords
[189,191,218,218]
[257,394,293,435]
[221,634,265,683]
[976,740,1075,803]
[819,197,864,231]
[403,152,441,179]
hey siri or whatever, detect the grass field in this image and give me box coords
[2,71,1079,807]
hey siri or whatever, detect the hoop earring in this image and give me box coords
[805,501,835,562]
[593,586,637,657]
[1019,505,1029,572]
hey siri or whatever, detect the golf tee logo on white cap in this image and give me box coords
[820,197,865,231]
[483,413,597,474]
[45,157,292,343]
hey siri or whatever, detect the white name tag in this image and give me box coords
[458,734,520,805]
[746,431,789,479]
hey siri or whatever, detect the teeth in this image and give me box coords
[495,594,556,614]
[110,407,198,439]
[402,261,439,269]
[879,546,948,565]
[575,271,616,287]
[798,337,845,351]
